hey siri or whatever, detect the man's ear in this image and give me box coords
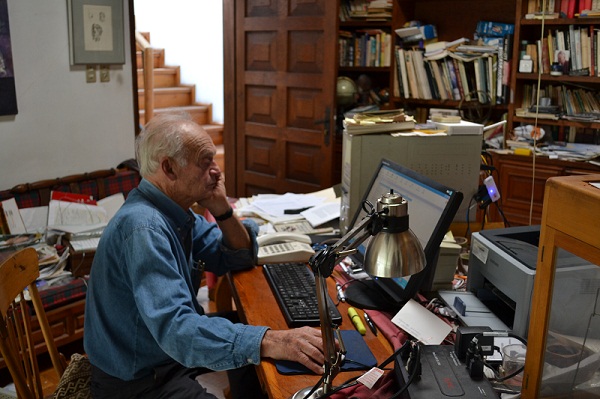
[161,157,178,181]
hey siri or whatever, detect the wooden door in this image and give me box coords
[224,0,338,197]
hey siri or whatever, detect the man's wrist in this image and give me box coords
[214,207,234,222]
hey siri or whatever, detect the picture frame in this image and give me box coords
[67,0,125,65]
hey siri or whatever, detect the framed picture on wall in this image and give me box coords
[0,0,18,116]
[67,0,125,65]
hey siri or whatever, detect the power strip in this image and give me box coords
[394,345,498,399]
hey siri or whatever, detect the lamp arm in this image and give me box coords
[309,209,385,394]
[309,209,385,279]
[315,273,342,393]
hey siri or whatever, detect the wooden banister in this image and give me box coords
[135,31,155,124]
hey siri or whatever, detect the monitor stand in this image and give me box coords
[344,281,402,312]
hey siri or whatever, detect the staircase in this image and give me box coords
[136,33,224,173]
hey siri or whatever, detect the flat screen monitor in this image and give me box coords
[344,158,463,311]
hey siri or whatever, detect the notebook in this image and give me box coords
[275,329,377,375]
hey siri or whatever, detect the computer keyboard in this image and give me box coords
[263,262,343,328]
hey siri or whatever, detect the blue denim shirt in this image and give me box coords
[84,179,268,381]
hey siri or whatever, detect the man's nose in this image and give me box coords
[210,164,221,176]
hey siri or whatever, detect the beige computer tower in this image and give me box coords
[340,129,482,233]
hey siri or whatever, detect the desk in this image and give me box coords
[225,266,394,399]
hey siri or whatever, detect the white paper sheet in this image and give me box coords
[391,298,452,345]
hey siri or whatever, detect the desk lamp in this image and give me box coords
[291,191,426,399]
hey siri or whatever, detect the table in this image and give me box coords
[224,266,394,399]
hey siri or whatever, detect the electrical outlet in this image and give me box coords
[86,65,96,83]
[100,65,110,82]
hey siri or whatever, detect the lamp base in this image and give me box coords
[289,386,324,399]
[344,280,401,312]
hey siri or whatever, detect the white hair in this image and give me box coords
[135,113,196,178]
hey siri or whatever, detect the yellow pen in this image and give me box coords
[348,307,366,335]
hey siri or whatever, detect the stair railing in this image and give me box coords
[135,31,155,123]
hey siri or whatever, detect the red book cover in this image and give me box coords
[50,191,97,205]
[568,0,577,18]
[581,0,592,11]
[560,0,570,16]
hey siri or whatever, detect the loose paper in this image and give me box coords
[391,299,452,345]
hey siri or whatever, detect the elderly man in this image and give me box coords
[84,113,324,398]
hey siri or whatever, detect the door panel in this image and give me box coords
[229,0,337,197]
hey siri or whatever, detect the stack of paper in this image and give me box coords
[47,192,124,235]
[343,109,416,135]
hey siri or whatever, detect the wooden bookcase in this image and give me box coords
[337,0,517,124]
[508,0,600,143]
[486,0,600,227]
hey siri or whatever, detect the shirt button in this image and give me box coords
[247,358,253,364]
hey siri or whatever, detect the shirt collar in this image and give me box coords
[137,179,195,231]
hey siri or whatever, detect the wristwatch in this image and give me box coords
[214,207,234,221]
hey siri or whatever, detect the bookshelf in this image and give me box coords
[335,0,600,227]
[337,1,395,120]
[508,0,600,143]
[482,0,600,226]
[386,0,516,123]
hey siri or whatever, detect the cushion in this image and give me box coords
[52,354,91,399]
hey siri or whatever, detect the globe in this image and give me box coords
[336,76,357,106]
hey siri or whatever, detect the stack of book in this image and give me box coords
[339,0,393,21]
[343,109,415,135]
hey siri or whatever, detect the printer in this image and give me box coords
[467,225,598,338]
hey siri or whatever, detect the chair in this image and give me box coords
[0,248,89,399]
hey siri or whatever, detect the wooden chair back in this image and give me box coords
[0,248,66,399]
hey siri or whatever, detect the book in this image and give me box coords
[412,50,432,99]
[397,48,410,98]
[581,28,591,73]
[573,25,582,71]
[567,0,576,18]
[502,34,514,105]
[526,43,539,73]
[488,54,496,102]
[540,38,550,74]
[1,198,27,235]
[496,37,505,104]
[393,47,401,97]
[560,0,570,17]
[343,109,416,135]
[424,61,440,99]
[451,58,466,99]
[424,37,469,57]
[50,190,96,205]
[453,59,466,99]
[473,58,484,102]
[591,26,596,76]
[580,0,593,13]
[429,59,448,100]
[475,21,515,37]
[404,51,420,99]
[528,0,539,13]
[394,26,422,41]
[445,58,461,100]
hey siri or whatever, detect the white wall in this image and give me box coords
[133,0,223,124]
[0,0,136,191]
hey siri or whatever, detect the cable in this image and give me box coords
[466,331,528,383]
[526,0,549,226]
